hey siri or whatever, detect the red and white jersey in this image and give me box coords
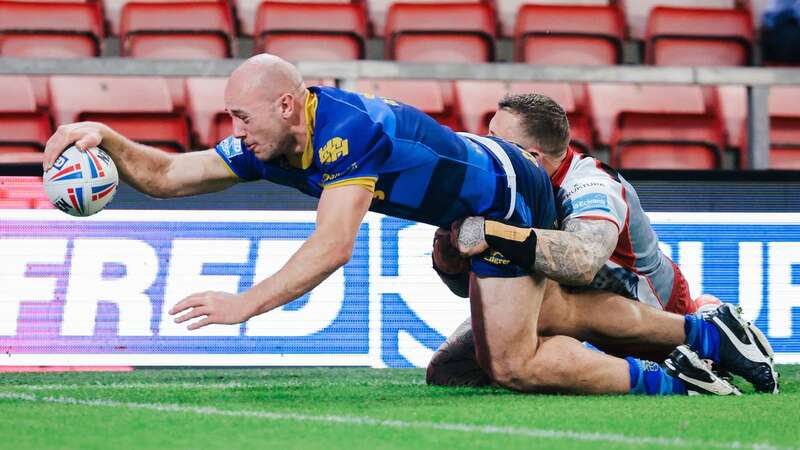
[550,148,687,312]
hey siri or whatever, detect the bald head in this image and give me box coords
[227,53,304,102]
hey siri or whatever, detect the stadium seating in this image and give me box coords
[384,2,496,62]
[0,176,51,208]
[454,81,592,153]
[622,0,738,40]
[645,6,754,66]
[120,1,235,59]
[368,0,482,37]
[588,83,724,168]
[514,4,625,65]
[0,76,51,165]
[497,0,611,36]
[0,1,104,58]
[766,86,800,169]
[254,2,367,60]
[355,79,460,129]
[236,0,356,36]
[49,76,189,152]
[185,77,230,148]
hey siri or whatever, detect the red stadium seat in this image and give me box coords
[645,6,753,66]
[514,4,624,65]
[254,2,366,60]
[120,1,235,59]
[385,3,496,63]
[454,80,592,153]
[0,199,34,208]
[622,0,738,40]
[612,112,723,169]
[0,76,52,164]
[185,77,230,148]
[369,0,481,37]
[2,185,50,202]
[767,86,800,169]
[355,79,460,130]
[0,1,104,58]
[49,76,189,152]
[588,83,723,168]
[235,0,356,36]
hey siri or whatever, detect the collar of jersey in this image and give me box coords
[286,89,317,170]
[550,146,575,187]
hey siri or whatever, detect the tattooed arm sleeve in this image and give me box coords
[532,218,619,286]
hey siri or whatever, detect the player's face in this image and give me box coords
[488,109,542,161]
[227,94,296,161]
[489,109,525,147]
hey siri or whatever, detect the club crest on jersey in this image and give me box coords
[219,137,243,159]
[319,137,349,164]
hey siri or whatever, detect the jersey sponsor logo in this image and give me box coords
[321,172,343,183]
[219,137,243,159]
[565,192,612,216]
[481,250,511,265]
[562,181,606,199]
[319,137,349,164]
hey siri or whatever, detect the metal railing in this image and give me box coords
[3,57,800,169]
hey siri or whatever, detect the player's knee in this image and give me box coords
[487,354,548,392]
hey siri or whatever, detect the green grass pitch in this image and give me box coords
[1,366,798,449]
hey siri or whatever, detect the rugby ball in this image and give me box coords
[44,145,118,217]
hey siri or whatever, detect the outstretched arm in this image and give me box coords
[43,122,238,198]
[454,217,619,286]
[169,184,373,330]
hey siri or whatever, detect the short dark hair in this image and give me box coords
[497,93,570,155]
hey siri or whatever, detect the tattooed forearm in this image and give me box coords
[532,219,619,286]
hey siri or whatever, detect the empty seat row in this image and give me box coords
[0,0,756,67]
[0,176,52,208]
[2,75,799,170]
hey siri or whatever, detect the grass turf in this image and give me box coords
[0,366,797,449]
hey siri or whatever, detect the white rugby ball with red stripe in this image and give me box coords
[44,145,118,217]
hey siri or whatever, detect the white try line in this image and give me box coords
[0,391,788,450]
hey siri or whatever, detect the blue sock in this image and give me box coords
[684,314,721,363]
[626,357,688,396]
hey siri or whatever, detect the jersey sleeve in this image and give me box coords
[559,176,628,232]
[315,112,388,193]
[214,136,261,181]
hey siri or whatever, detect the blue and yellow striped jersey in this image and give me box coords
[215,86,554,232]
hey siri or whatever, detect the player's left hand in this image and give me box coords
[169,291,255,330]
[452,217,489,257]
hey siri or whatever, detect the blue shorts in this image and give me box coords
[470,142,557,278]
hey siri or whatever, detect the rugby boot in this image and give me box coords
[706,304,779,394]
[664,345,741,396]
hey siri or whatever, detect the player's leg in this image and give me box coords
[428,278,685,387]
[537,280,684,361]
[470,273,665,395]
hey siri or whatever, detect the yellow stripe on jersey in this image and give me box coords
[216,152,243,179]
[323,176,377,193]
[287,90,317,170]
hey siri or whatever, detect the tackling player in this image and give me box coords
[428,93,778,395]
[41,54,763,396]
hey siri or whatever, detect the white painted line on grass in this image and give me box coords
[0,391,788,450]
[4,379,425,391]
